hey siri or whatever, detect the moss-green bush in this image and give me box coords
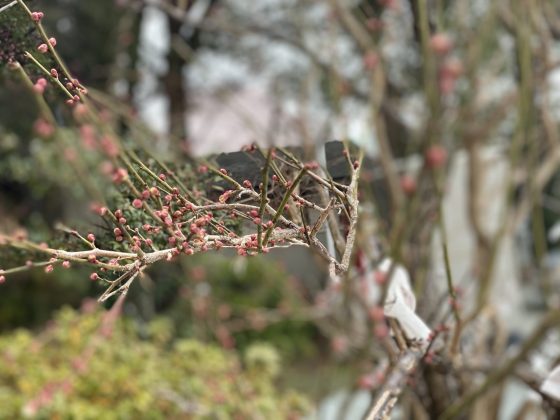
[0,306,311,419]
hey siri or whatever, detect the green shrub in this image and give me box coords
[0,306,311,419]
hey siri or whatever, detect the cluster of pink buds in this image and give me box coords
[114,209,127,225]
[31,11,44,22]
[303,161,320,170]
[65,95,81,107]
[357,370,385,390]
[218,190,234,203]
[113,227,124,242]
[90,203,108,216]
[155,207,173,226]
[111,167,128,184]
[188,214,212,239]
[37,38,56,54]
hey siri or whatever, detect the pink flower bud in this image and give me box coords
[374,271,387,285]
[62,261,71,268]
[374,323,389,339]
[219,190,234,203]
[369,306,385,322]
[440,57,463,78]
[33,118,54,138]
[400,175,417,195]
[37,43,48,53]
[363,51,379,70]
[0,275,5,284]
[357,374,375,390]
[33,83,45,94]
[100,135,119,157]
[366,18,384,32]
[48,37,57,47]
[45,264,54,273]
[87,233,95,242]
[90,272,98,281]
[132,198,143,209]
[425,145,448,169]
[430,33,453,55]
[50,68,58,78]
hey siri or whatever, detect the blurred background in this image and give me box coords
[2,0,560,418]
